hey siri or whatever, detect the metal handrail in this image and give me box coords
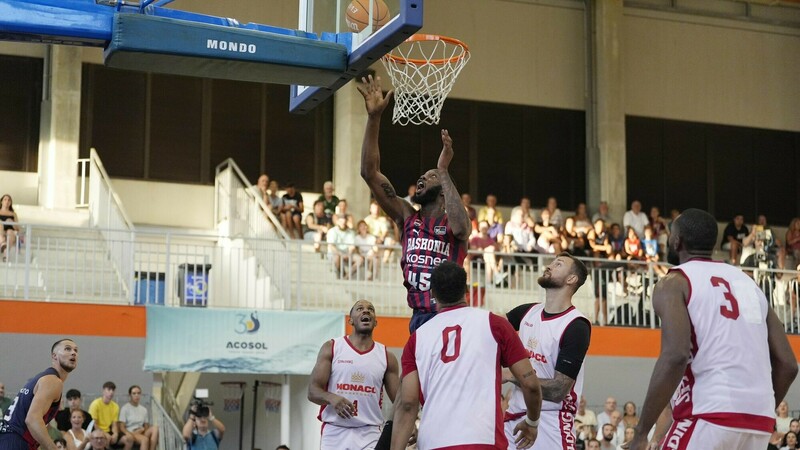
[151,397,185,450]
[89,148,135,230]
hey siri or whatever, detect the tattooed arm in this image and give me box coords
[358,75,415,224]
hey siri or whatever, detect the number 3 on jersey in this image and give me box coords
[407,272,431,291]
[710,276,740,320]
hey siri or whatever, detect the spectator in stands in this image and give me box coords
[721,214,748,265]
[543,196,564,228]
[621,401,638,429]
[317,181,339,219]
[254,174,269,204]
[183,405,224,450]
[599,423,617,449]
[777,400,793,434]
[327,215,362,279]
[573,202,592,234]
[276,446,290,450]
[54,438,68,450]
[477,194,504,232]
[62,409,90,450]
[0,381,11,416]
[0,194,20,261]
[304,200,331,252]
[586,439,602,450]
[562,216,588,256]
[280,183,304,239]
[55,389,92,432]
[469,220,505,287]
[782,431,799,450]
[623,227,644,261]
[667,208,681,232]
[510,196,537,228]
[608,223,626,260]
[333,198,354,229]
[118,385,158,450]
[504,208,537,255]
[354,220,379,280]
[587,219,612,260]
[618,427,635,450]
[642,225,668,276]
[535,208,563,254]
[597,396,618,430]
[622,200,648,239]
[792,419,800,435]
[363,201,396,263]
[266,180,283,218]
[786,218,800,265]
[609,410,625,441]
[575,395,598,430]
[743,214,786,269]
[461,193,478,236]
[88,381,120,444]
[648,206,669,258]
[87,430,110,450]
[592,201,613,228]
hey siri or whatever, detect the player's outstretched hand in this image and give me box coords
[512,421,537,449]
[437,129,454,171]
[357,75,393,117]
[330,395,356,419]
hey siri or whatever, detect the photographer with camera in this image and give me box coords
[182,399,225,450]
[742,214,786,270]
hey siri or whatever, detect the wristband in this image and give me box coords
[209,416,215,422]
[525,416,539,428]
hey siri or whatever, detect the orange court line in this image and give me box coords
[0,300,146,338]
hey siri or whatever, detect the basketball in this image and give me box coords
[345,0,390,33]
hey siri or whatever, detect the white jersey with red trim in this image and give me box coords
[669,259,775,434]
[402,305,529,449]
[319,336,387,428]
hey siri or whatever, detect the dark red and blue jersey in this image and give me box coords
[0,367,61,448]
[400,212,467,313]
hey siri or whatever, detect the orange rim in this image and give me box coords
[383,34,470,65]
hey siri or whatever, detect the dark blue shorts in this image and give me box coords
[0,432,34,450]
[409,309,437,334]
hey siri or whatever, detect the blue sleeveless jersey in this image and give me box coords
[400,212,467,313]
[0,367,61,448]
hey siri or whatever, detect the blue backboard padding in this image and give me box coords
[104,13,348,86]
[0,0,119,45]
[289,0,423,113]
[144,6,241,27]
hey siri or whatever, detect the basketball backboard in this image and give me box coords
[290,0,423,113]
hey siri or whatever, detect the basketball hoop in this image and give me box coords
[381,34,470,126]
[221,381,245,413]
[262,382,282,414]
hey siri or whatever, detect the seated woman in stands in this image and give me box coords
[786,217,800,265]
[0,194,20,262]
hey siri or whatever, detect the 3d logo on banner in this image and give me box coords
[143,307,343,374]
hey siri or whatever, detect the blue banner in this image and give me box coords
[144,307,343,374]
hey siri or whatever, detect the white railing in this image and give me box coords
[214,159,291,303]
[77,148,136,302]
[2,222,800,334]
[151,398,185,450]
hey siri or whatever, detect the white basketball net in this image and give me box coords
[381,35,470,126]
[263,382,281,414]
[221,382,244,413]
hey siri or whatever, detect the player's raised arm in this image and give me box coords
[766,307,798,405]
[390,370,420,450]
[25,375,63,450]
[436,129,470,241]
[358,75,415,224]
[628,273,692,450]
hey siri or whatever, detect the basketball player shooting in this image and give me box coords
[358,75,470,334]
[624,209,798,450]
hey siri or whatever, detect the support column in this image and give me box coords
[585,0,627,222]
[333,81,371,220]
[38,45,82,209]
